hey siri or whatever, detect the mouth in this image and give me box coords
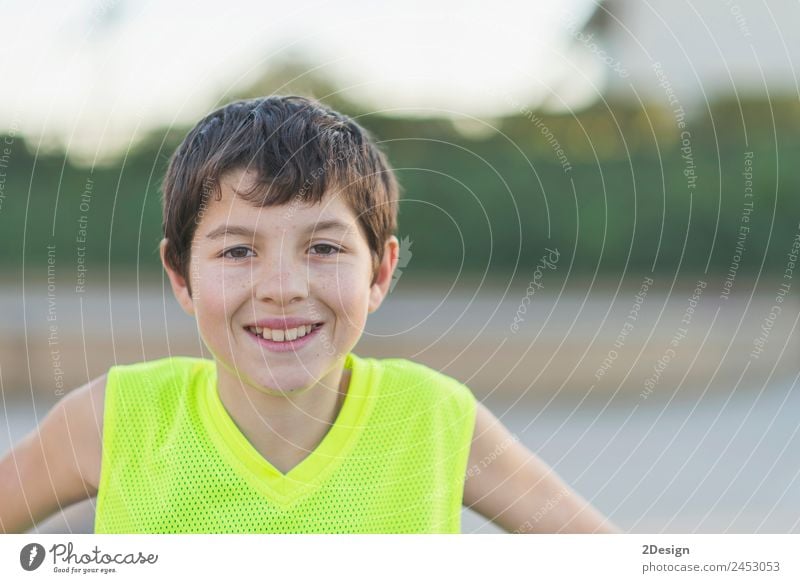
[244,322,324,352]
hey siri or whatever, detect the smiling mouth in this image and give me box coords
[245,323,323,343]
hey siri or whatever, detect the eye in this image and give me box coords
[310,243,340,256]
[222,246,254,260]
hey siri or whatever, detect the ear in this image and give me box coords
[368,236,400,314]
[160,238,195,317]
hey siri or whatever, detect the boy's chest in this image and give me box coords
[119,441,457,533]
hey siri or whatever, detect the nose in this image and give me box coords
[252,252,309,306]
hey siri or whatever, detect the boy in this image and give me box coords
[0,96,616,533]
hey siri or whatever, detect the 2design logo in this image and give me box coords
[19,543,46,571]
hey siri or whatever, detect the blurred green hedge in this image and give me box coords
[2,97,798,282]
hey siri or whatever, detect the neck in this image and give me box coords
[215,359,351,473]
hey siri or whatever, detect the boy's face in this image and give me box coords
[161,168,399,395]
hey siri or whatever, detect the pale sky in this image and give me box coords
[0,0,594,157]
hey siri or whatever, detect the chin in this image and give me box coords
[250,368,318,395]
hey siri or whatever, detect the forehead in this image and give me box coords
[197,169,361,233]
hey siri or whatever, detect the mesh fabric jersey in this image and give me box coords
[94,353,477,533]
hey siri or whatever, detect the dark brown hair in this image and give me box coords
[161,95,399,293]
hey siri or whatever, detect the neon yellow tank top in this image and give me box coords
[94,353,477,533]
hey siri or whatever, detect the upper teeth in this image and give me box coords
[248,324,317,342]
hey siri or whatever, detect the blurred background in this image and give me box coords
[1,0,799,533]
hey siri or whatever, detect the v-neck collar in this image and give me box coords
[196,353,376,509]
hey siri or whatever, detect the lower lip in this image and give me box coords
[245,325,323,353]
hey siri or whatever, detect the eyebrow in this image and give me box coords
[204,220,353,241]
[205,225,258,240]
[301,219,352,236]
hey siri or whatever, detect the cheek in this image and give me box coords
[194,266,250,319]
[321,267,371,328]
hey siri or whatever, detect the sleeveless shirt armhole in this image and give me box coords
[94,363,123,532]
[454,389,478,532]
[94,358,194,531]
[449,381,478,532]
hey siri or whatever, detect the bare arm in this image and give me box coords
[0,375,106,534]
[463,401,620,534]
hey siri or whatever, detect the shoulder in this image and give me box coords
[362,355,477,415]
[103,356,214,431]
[375,357,473,392]
[107,356,212,384]
[106,356,213,399]
[57,357,209,491]
[41,373,108,494]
